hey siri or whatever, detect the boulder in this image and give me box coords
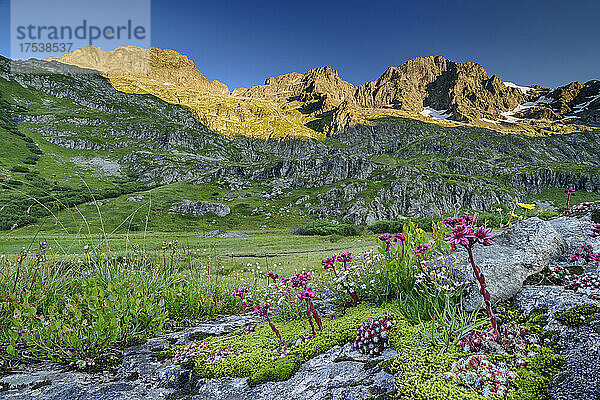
[547,214,600,255]
[515,286,600,400]
[193,343,397,400]
[456,217,567,311]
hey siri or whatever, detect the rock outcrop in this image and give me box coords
[169,200,231,217]
[456,217,567,311]
[354,56,525,121]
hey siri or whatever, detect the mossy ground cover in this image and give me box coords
[175,301,564,399]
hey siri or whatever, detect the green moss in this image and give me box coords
[555,305,600,327]
[192,304,406,385]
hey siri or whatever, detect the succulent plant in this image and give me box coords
[458,324,541,358]
[444,354,518,397]
[354,315,396,356]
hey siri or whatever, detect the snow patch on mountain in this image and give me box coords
[504,82,534,94]
[420,107,452,120]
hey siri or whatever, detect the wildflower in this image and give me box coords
[516,202,535,210]
[321,257,335,270]
[232,286,250,299]
[413,243,431,260]
[470,226,494,246]
[265,270,279,283]
[565,188,576,210]
[444,225,472,247]
[444,215,500,340]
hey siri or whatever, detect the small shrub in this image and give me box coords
[292,220,359,236]
[10,165,29,173]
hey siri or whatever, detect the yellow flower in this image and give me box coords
[508,211,518,218]
[416,228,425,234]
[517,202,535,210]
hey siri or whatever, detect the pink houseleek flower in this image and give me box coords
[444,216,499,340]
[265,270,279,283]
[322,253,359,307]
[297,287,322,334]
[232,286,250,300]
[290,272,312,289]
[377,233,406,251]
[564,188,576,210]
[414,243,431,260]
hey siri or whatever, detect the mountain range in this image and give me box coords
[0,46,598,231]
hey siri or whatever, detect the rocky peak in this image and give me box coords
[354,55,524,121]
[48,45,229,95]
[233,66,356,111]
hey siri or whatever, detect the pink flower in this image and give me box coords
[265,270,279,283]
[414,243,430,259]
[232,286,250,299]
[470,226,494,246]
[291,272,312,288]
[337,252,353,264]
[565,188,576,196]
[321,257,335,269]
[253,301,272,318]
[444,225,472,247]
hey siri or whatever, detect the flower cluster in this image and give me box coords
[322,253,360,306]
[377,233,405,251]
[569,244,600,265]
[564,200,600,216]
[173,341,207,365]
[444,355,518,397]
[296,287,322,335]
[443,215,499,339]
[265,270,279,283]
[413,243,431,260]
[253,301,283,343]
[354,315,396,356]
[290,272,312,288]
[206,346,243,363]
[232,286,250,299]
[459,324,541,357]
[413,253,466,298]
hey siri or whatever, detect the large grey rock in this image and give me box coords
[548,215,600,256]
[515,285,600,400]
[193,343,397,400]
[457,217,567,311]
[169,200,231,217]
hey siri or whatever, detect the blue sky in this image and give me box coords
[1,0,599,90]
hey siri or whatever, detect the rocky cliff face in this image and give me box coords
[48,45,230,95]
[233,66,356,112]
[354,56,525,121]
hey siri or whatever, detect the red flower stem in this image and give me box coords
[309,300,322,331]
[466,246,500,340]
[265,315,283,343]
[305,301,316,335]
